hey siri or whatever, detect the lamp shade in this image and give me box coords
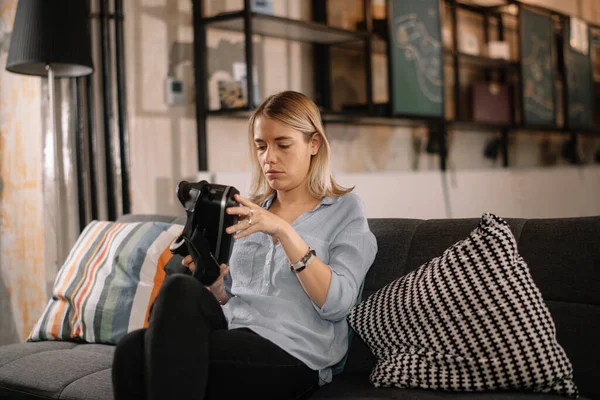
[6,0,93,77]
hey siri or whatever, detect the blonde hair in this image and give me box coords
[247,91,353,205]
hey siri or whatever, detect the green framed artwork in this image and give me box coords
[389,0,444,117]
[520,8,556,127]
[564,17,594,129]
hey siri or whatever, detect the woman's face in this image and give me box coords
[253,116,319,193]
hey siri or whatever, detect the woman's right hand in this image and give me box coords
[181,254,196,274]
[182,256,230,304]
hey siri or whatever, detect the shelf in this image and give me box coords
[447,120,514,132]
[193,0,600,172]
[207,108,252,118]
[448,120,600,135]
[338,36,387,54]
[322,112,437,127]
[334,44,520,66]
[207,107,437,127]
[203,11,367,45]
[206,107,600,135]
[454,52,520,70]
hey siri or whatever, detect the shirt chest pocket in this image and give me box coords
[228,236,263,287]
[304,235,330,266]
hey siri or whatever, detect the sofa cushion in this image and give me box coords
[359,216,600,400]
[348,214,578,397]
[0,342,114,399]
[312,373,579,399]
[59,368,113,400]
[28,220,183,345]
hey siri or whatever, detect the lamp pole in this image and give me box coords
[46,63,65,271]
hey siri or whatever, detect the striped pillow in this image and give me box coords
[28,220,184,344]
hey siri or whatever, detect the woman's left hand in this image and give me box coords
[225,194,287,239]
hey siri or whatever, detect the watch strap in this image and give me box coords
[290,248,316,272]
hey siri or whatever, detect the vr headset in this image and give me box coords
[170,180,239,285]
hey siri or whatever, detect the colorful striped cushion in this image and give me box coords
[28,220,184,344]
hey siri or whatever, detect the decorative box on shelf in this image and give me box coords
[217,80,246,109]
[471,82,512,124]
[251,0,273,15]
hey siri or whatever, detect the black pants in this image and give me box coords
[112,274,319,400]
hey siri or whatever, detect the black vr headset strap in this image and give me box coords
[185,228,221,286]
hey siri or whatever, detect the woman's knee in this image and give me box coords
[150,274,214,321]
[160,274,199,298]
[154,274,199,307]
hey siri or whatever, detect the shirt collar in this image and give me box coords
[261,193,277,209]
[261,192,337,210]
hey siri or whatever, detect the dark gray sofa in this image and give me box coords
[1,214,598,400]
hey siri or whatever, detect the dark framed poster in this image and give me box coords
[564,17,594,129]
[389,0,443,117]
[520,8,556,126]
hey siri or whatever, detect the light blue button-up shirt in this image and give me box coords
[222,192,377,385]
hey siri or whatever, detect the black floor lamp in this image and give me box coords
[5,0,94,269]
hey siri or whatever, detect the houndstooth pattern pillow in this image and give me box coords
[348,213,578,397]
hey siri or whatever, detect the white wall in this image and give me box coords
[207,166,600,219]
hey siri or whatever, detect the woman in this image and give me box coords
[112,90,377,400]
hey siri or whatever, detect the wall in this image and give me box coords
[0,0,46,345]
[211,166,600,219]
[123,0,198,216]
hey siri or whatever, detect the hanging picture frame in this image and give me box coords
[388,0,444,118]
[520,7,556,127]
[564,17,594,129]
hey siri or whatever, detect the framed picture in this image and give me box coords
[593,47,600,80]
[217,80,246,109]
[564,18,594,129]
[591,30,600,81]
[520,8,556,127]
[389,0,444,117]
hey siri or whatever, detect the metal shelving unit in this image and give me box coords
[191,0,600,172]
[203,11,368,45]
